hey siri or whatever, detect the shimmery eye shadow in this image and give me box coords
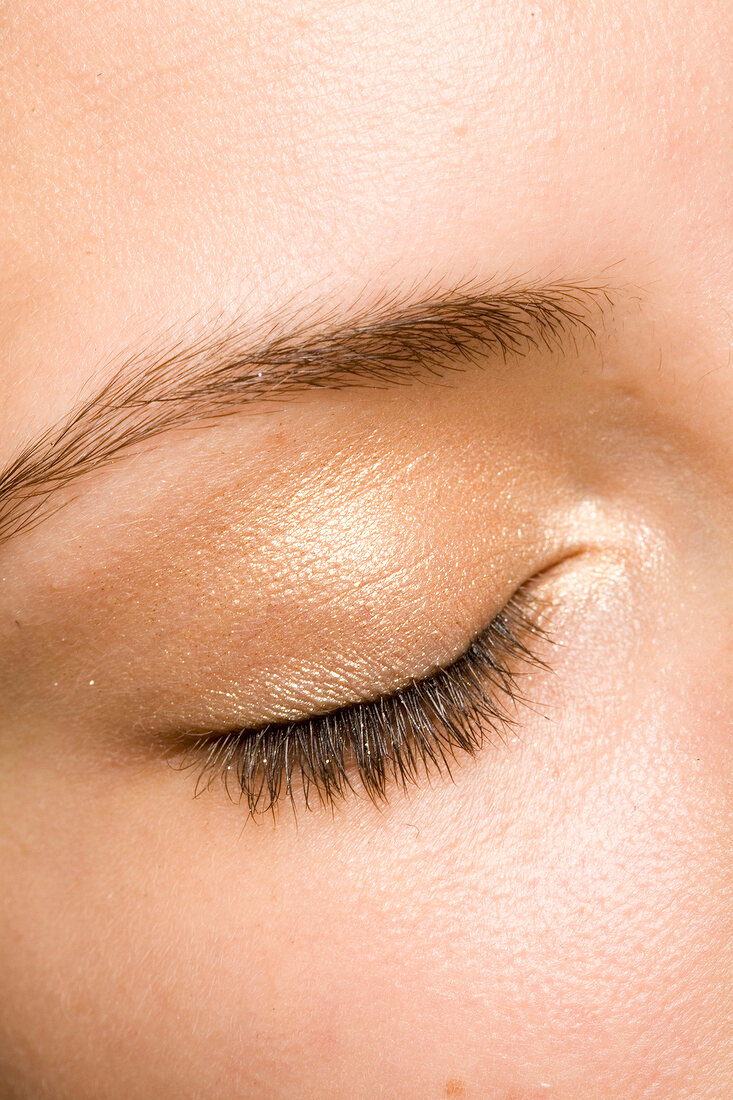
[169,583,550,816]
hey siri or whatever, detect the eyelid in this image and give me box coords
[167,581,551,816]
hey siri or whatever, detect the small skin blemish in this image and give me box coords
[445,1079,466,1098]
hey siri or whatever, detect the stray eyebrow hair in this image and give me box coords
[0,278,610,544]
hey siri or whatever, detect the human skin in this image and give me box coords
[0,0,731,1097]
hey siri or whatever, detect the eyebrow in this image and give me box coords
[0,279,610,545]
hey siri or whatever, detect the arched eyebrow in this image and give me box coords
[0,279,610,545]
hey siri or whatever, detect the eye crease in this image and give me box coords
[168,581,550,816]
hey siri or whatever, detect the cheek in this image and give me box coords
[0,559,730,1100]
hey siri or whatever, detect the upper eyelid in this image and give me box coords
[169,583,551,815]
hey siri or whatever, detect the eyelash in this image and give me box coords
[170,584,550,816]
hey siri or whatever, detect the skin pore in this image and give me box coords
[0,1,731,1097]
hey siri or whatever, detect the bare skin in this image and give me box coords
[0,2,731,1097]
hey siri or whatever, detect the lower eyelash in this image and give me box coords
[170,584,551,817]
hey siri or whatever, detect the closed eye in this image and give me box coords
[167,581,551,816]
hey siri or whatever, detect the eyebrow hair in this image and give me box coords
[0,278,609,545]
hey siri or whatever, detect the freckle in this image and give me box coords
[445,1079,466,1098]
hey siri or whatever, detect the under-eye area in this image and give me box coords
[167,583,551,816]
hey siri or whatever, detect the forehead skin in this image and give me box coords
[1,0,730,447]
[0,2,732,1099]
